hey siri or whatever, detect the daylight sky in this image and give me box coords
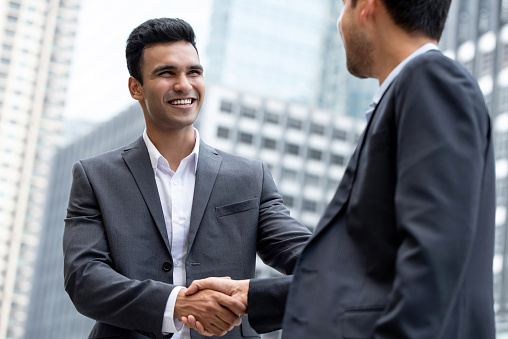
[64,0,211,122]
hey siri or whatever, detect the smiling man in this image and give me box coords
[62,18,311,339]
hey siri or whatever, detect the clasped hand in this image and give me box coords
[175,277,250,337]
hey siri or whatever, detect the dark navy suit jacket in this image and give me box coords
[248,50,496,339]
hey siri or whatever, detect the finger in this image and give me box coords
[186,277,232,296]
[185,280,203,295]
[218,293,247,315]
[186,315,215,337]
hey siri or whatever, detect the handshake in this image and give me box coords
[175,277,250,337]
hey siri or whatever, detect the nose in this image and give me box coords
[173,74,192,93]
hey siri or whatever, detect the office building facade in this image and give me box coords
[0,0,80,337]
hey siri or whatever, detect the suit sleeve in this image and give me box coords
[374,56,493,337]
[255,162,311,274]
[63,161,175,337]
[248,276,293,333]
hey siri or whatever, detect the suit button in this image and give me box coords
[162,261,172,271]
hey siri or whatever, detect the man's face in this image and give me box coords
[135,41,205,133]
[338,0,374,79]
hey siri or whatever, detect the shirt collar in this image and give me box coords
[142,128,200,173]
[371,43,438,108]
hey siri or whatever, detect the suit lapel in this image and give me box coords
[187,141,222,252]
[311,100,381,239]
[121,137,171,253]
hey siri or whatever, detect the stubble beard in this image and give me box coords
[345,30,375,79]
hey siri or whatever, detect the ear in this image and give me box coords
[359,0,377,26]
[128,76,144,101]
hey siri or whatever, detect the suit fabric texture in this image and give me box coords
[63,138,311,339]
[248,50,496,338]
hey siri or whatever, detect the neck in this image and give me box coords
[146,125,196,171]
[375,34,437,85]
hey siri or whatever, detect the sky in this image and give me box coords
[64,0,212,122]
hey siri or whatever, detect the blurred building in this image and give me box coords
[205,0,376,117]
[0,0,80,338]
[24,84,363,338]
[439,0,508,334]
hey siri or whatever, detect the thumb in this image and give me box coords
[185,277,232,296]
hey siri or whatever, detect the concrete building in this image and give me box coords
[439,0,508,334]
[0,0,80,337]
[24,85,363,338]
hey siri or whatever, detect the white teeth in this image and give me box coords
[170,99,192,105]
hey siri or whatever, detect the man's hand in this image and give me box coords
[185,277,250,309]
[174,288,245,337]
[181,278,250,336]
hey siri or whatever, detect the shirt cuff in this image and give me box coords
[162,286,186,333]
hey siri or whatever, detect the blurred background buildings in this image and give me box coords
[0,0,506,338]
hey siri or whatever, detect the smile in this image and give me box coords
[168,98,194,106]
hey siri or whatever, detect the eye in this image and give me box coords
[158,70,174,77]
[188,69,202,76]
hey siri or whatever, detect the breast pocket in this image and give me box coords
[215,198,259,217]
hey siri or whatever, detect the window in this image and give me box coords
[1,58,10,65]
[302,199,317,212]
[220,100,233,113]
[333,128,347,141]
[331,154,345,166]
[308,149,322,161]
[3,44,12,51]
[241,106,256,119]
[282,195,294,207]
[306,174,320,186]
[217,126,229,139]
[285,143,300,155]
[310,123,325,135]
[287,117,302,130]
[264,112,279,124]
[5,30,15,37]
[7,16,18,22]
[9,2,21,9]
[281,168,297,181]
[262,138,276,150]
[239,132,253,144]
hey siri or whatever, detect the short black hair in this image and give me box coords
[351,0,452,41]
[126,18,198,85]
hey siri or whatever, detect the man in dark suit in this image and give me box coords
[63,18,311,339]
[183,0,496,337]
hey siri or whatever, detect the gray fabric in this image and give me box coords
[63,138,311,339]
[248,50,496,339]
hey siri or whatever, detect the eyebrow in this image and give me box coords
[151,64,203,76]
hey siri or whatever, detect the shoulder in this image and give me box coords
[399,50,476,87]
[78,137,143,168]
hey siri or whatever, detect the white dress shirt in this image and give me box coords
[366,43,438,120]
[143,128,200,339]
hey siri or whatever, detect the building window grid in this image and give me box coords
[285,142,300,156]
[240,105,256,119]
[264,111,280,124]
[238,132,253,145]
[217,126,229,139]
[220,100,233,113]
[479,51,494,77]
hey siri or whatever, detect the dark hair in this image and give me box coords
[351,0,452,41]
[126,18,198,85]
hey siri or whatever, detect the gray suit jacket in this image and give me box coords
[63,138,311,339]
[248,50,496,338]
